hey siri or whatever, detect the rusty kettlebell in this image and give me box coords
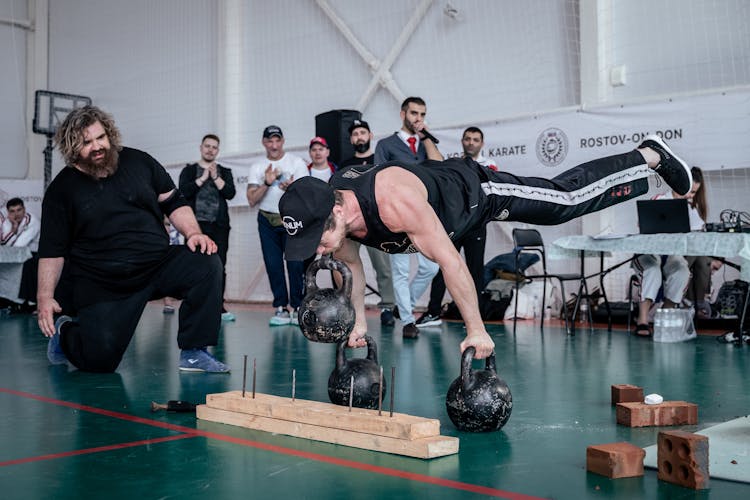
[328,335,386,409]
[298,255,356,343]
[445,347,512,432]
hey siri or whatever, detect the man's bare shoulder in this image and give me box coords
[375,167,430,233]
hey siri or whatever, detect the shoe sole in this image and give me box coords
[179,367,230,373]
[644,134,692,195]
[269,319,291,326]
[416,320,442,327]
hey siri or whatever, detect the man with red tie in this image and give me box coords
[374,97,443,339]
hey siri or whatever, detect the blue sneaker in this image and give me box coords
[269,307,291,326]
[47,315,71,365]
[179,348,230,373]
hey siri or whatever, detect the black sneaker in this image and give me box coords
[402,322,420,339]
[415,313,442,327]
[639,134,692,195]
[380,308,395,326]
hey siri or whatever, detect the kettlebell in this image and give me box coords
[445,347,512,432]
[328,335,386,409]
[298,255,356,343]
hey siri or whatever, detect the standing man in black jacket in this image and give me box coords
[179,134,237,321]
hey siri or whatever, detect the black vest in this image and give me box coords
[329,158,488,254]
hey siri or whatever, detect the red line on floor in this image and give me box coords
[1,387,546,500]
[0,434,195,467]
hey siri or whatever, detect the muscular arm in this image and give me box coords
[37,257,65,337]
[161,191,216,254]
[246,184,268,206]
[333,238,368,348]
[376,168,494,359]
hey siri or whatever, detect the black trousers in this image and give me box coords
[427,224,486,316]
[59,246,222,372]
[199,221,230,302]
[481,150,650,224]
[18,251,38,303]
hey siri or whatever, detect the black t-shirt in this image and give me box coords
[330,158,487,254]
[339,154,374,169]
[39,147,178,306]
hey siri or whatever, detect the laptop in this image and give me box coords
[636,198,691,234]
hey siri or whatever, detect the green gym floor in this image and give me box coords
[1,304,748,500]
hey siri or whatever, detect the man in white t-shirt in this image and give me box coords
[246,126,309,325]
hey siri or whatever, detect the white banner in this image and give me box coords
[430,88,750,179]
[0,180,44,220]
[171,89,750,208]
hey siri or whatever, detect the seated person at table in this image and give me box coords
[680,167,723,318]
[632,166,705,336]
[1,198,40,312]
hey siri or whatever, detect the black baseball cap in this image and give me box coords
[262,125,283,139]
[279,176,335,260]
[348,119,370,135]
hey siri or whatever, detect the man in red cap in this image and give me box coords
[307,136,337,182]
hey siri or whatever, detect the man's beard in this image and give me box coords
[353,141,370,154]
[403,119,417,135]
[76,147,119,178]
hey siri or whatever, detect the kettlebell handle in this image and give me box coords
[365,335,378,363]
[336,335,377,370]
[305,255,353,302]
[335,338,347,369]
[460,347,497,391]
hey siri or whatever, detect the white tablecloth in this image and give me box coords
[551,232,750,282]
[0,247,32,303]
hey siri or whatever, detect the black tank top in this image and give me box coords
[330,158,488,254]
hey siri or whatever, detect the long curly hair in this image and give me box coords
[54,106,123,165]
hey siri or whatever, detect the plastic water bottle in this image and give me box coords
[653,309,665,341]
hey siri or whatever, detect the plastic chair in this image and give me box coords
[511,228,593,335]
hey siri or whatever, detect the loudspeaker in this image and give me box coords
[315,109,362,166]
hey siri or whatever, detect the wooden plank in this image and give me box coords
[205,391,440,440]
[197,405,459,459]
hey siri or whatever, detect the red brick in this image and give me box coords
[657,430,709,489]
[616,401,697,427]
[586,442,645,478]
[611,384,644,405]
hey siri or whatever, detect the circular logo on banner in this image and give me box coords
[536,128,568,167]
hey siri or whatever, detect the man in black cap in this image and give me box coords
[280,135,692,359]
[339,120,397,327]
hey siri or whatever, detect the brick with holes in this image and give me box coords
[657,430,709,489]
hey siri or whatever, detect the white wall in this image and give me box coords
[0,0,29,179]
[2,0,748,175]
[46,0,218,172]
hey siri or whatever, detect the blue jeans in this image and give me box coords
[390,253,439,325]
[257,212,304,309]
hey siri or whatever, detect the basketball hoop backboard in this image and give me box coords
[33,90,92,136]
